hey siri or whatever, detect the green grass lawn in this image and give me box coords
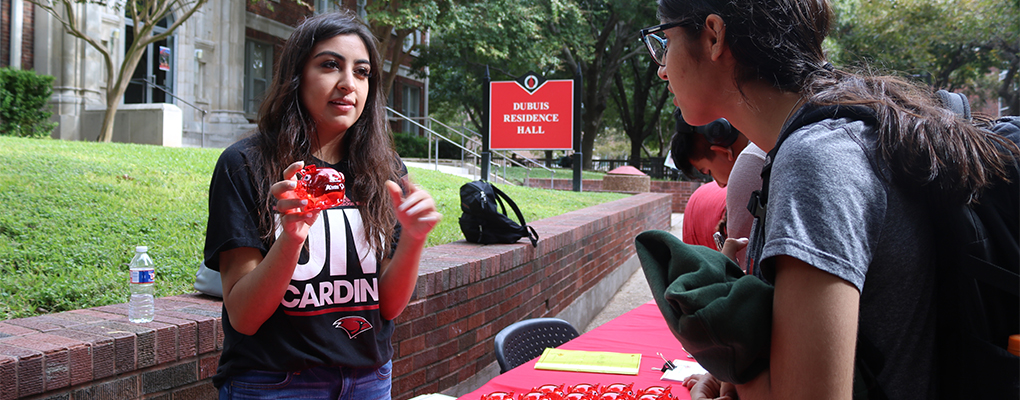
[0,136,627,319]
[492,165,605,185]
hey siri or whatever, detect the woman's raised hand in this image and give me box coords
[386,177,441,242]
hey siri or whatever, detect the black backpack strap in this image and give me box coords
[749,104,881,212]
[491,185,539,247]
[491,185,510,217]
[746,104,879,274]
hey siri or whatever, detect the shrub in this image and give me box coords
[438,140,462,159]
[0,68,58,138]
[393,131,466,160]
[393,131,429,158]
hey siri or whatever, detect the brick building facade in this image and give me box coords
[3,0,427,147]
[1,0,34,69]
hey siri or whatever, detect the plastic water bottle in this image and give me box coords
[128,246,155,323]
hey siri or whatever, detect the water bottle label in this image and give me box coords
[131,269,155,284]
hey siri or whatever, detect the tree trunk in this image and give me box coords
[1000,68,1019,116]
[98,105,117,142]
[580,102,603,170]
[98,83,129,142]
[629,133,643,168]
[97,65,133,142]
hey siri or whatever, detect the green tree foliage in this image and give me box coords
[420,0,663,170]
[415,0,580,133]
[362,0,451,97]
[830,0,1019,114]
[0,68,58,138]
[392,131,461,159]
[561,0,660,169]
[609,20,671,167]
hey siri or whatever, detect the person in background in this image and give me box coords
[668,109,757,266]
[668,108,748,188]
[203,11,440,399]
[643,0,1017,398]
[680,179,727,250]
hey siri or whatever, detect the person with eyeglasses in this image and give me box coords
[640,0,1018,399]
[667,108,763,268]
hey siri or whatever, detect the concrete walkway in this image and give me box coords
[582,213,683,332]
[404,160,477,181]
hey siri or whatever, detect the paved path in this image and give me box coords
[405,161,476,180]
[583,213,683,332]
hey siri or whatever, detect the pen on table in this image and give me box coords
[656,352,676,372]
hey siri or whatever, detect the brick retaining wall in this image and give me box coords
[526,179,703,214]
[0,193,672,400]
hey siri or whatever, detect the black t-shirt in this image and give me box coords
[204,137,403,387]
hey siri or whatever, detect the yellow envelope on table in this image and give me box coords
[534,348,641,375]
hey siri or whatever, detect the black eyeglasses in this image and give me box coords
[640,20,699,67]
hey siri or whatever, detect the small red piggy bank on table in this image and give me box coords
[294,164,346,213]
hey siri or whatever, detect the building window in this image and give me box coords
[244,39,273,115]
[402,85,421,136]
[315,0,340,14]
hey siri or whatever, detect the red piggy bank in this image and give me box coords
[295,164,346,213]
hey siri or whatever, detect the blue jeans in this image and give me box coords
[218,361,392,400]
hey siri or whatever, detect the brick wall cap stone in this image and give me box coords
[606,165,646,175]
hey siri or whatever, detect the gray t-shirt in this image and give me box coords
[749,116,937,399]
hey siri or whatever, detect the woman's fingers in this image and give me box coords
[387,179,435,217]
[271,180,297,199]
[284,161,305,180]
[273,161,307,212]
[385,180,404,208]
[720,237,749,262]
[386,179,441,238]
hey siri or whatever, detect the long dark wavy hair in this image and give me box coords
[658,0,1017,204]
[251,11,398,255]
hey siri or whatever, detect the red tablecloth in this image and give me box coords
[458,301,693,400]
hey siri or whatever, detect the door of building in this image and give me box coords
[124,15,175,104]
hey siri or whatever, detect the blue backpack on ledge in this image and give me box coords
[459,180,539,247]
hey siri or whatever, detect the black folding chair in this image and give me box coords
[493,318,580,373]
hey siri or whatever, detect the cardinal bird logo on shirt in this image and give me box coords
[333,316,373,339]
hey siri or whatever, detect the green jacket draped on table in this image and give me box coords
[634,229,773,385]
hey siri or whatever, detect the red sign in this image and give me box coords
[489,79,573,150]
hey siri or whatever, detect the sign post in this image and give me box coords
[572,68,582,192]
[487,71,578,190]
[481,67,492,181]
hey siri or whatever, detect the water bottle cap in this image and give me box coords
[135,246,148,253]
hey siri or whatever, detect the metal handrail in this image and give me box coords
[386,107,480,172]
[427,117,556,186]
[131,77,209,147]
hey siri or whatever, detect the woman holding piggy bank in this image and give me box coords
[203,11,440,400]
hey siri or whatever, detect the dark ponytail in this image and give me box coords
[805,70,1017,204]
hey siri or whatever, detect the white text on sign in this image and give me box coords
[503,114,560,123]
[513,102,550,110]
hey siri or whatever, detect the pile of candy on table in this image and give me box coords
[481,383,675,400]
